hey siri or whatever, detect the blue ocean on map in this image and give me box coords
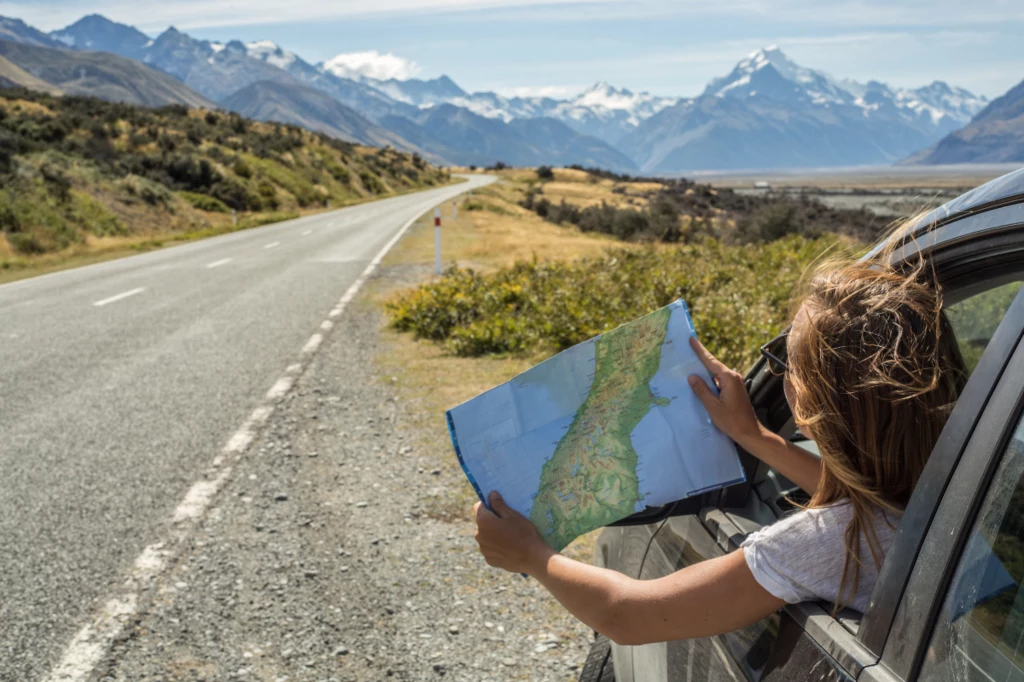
[629,303,742,511]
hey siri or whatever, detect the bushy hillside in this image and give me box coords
[520,166,884,244]
[0,88,450,263]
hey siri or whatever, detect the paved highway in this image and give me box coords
[0,174,494,680]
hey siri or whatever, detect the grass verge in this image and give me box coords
[0,178,466,286]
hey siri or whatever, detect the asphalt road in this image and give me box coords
[0,174,494,681]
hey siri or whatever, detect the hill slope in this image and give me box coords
[0,40,214,108]
[0,88,450,264]
[909,78,1024,164]
[221,79,423,152]
[0,55,62,94]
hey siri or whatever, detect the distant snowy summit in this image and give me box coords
[706,46,988,130]
[2,12,1000,171]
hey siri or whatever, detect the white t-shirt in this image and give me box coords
[741,501,902,613]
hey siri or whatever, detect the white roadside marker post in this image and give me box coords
[434,207,442,275]
[231,209,237,226]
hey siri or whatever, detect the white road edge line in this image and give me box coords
[301,333,324,354]
[264,241,280,249]
[41,185,477,682]
[93,288,145,308]
[206,258,232,269]
[301,229,313,236]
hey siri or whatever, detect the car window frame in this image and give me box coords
[858,292,1024,681]
[703,228,1024,676]
[858,229,1024,656]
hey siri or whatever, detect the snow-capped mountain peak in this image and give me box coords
[738,45,812,85]
[559,81,678,128]
[706,45,851,105]
[575,82,640,110]
[246,39,298,70]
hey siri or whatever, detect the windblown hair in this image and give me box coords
[786,239,968,609]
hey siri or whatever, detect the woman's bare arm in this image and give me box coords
[735,426,822,495]
[688,337,822,495]
[474,493,785,645]
[531,547,784,645]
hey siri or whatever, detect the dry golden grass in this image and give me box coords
[538,179,649,210]
[551,168,590,183]
[383,178,628,271]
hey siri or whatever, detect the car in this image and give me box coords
[583,167,1024,682]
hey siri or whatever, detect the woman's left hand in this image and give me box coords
[473,491,553,574]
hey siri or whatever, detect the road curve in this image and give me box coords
[0,174,495,680]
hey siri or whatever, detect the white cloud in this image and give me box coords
[494,84,583,98]
[321,50,421,81]
[5,0,1021,33]
[2,0,622,32]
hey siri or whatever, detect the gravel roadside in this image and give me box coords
[99,263,593,681]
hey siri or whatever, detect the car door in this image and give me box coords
[859,288,1024,682]
[623,246,1024,681]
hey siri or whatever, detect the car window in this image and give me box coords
[769,279,1023,499]
[919,415,1024,681]
[946,280,1024,374]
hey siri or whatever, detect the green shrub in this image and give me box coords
[8,232,45,254]
[387,236,844,369]
[233,159,253,179]
[536,166,554,181]
[118,175,173,207]
[70,190,125,237]
[210,178,261,211]
[360,170,386,194]
[179,191,230,213]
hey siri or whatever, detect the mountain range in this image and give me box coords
[0,12,1017,171]
[908,78,1024,164]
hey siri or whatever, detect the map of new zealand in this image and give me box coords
[447,300,744,551]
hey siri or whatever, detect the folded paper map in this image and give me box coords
[446,300,745,551]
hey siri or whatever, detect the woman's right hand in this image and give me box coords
[687,337,763,447]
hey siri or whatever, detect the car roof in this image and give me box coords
[866,167,1024,261]
[915,167,1024,231]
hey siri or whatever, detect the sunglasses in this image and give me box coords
[760,333,789,376]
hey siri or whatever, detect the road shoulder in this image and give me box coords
[100,261,591,681]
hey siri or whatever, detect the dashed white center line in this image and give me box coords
[301,229,313,236]
[264,241,280,249]
[44,184,486,682]
[93,288,145,307]
[206,258,232,269]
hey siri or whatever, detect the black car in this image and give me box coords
[585,167,1024,682]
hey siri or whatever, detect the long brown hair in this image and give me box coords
[786,247,967,608]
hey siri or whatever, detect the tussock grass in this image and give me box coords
[383,187,625,271]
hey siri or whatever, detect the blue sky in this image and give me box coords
[3,0,1022,99]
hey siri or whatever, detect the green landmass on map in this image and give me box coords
[529,306,672,550]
